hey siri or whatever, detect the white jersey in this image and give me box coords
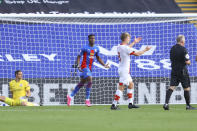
[117,44,135,73]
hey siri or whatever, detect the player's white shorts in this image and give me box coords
[118,69,133,86]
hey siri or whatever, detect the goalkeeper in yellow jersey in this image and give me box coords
[0,70,37,106]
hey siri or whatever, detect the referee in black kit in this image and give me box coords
[163,35,196,110]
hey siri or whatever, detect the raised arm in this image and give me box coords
[133,46,151,56]
[128,37,142,48]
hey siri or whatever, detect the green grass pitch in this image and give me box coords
[0,104,197,131]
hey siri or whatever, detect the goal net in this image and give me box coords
[0,14,197,106]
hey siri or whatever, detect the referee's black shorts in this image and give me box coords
[170,69,191,88]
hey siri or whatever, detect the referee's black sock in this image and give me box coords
[184,90,190,106]
[165,89,173,104]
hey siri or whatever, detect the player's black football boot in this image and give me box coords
[163,104,169,110]
[186,105,197,110]
[111,104,120,110]
[128,103,140,109]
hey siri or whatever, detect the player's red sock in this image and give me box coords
[127,88,133,104]
[112,89,122,106]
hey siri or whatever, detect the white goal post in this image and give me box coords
[0,14,197,106]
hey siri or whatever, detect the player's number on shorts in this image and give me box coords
[135,59,160,70]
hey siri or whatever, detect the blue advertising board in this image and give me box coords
[0,22,197,78]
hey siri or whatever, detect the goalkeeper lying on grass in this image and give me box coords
[0,70,38,106]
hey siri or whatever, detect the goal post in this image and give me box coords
[0,14,197,106]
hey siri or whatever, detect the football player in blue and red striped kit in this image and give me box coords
[67,34,110,107]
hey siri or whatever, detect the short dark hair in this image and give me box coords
[15,70,22,76]
[88,34,95,39]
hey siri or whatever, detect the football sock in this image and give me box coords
[112,89,122,106]
[127,88,133,104]
[165,88,173,104]
[184,90,190,106]
[71,82,84,97]
[86,82,92,100]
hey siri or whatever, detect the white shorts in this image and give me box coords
[118,69,133,86]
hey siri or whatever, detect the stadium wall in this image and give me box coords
[1,77,197,105]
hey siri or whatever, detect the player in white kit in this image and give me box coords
[111,32,151,110]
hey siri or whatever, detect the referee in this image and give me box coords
[163,35,196,110]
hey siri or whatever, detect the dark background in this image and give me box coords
[0,0,182,14]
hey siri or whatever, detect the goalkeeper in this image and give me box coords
[0,70,37,106]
